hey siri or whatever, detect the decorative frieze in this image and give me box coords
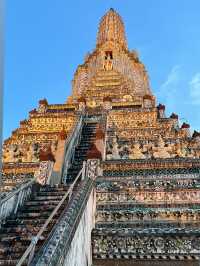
[96,189,200,204]
[103,158,200,174]
[96,208,200,223]
[92,230,200,256]
[96,178,200,192]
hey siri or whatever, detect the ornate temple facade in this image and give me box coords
[1,8,200,266]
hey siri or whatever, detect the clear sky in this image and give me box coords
[4,0,200,139]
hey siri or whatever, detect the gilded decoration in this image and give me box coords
[3,102,78,168]
[105,109,200,160]
[2,8,200,263]
[96,189,200,204]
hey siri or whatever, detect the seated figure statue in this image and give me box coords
[103,53,113,71]
[153,136,171,159]
[3,147,10,163]
[6,144,19,162]
[26,143,39,162]
[129,143,145,159]
[175,141,187,157]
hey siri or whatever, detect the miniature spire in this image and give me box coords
[96,8,128,49]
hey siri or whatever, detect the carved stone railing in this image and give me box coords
[84,114,102,123]
[61,115,83,183]
[0,172,34,198]
[0,178,36,227]
[31,159,100,266]
[35,161,54,185]
[17,164,87,266]
[0,159,56,227]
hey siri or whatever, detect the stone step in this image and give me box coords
[74,153,87,158]
[0,243,38,253]
[0,259,20,266]
[4,218,57,227]
[75,147,93,152]
[0,250,25,259]
[0,224,51,239]
[24,200,60,207]
[67,172,81,178]
[81,132,96,137]
[20,204,63,212]
[75,144,90,149]
[67,165,82,170]
[74,152,88,157]
[36,191,67,197]
[33,195,64,201]
[78,141,93,146]
[71,161,83,166]
[0,235,26,242]
[81,135,96,140]
[0,234,41,243]
[82,124,97,128]
[39,186,70,192]
[0,176,80,263]
[0,245,40,260]
[17,212,53,219]
[66,175,80,180]
[0,240,30,249]
[0,121,97,263]
[0,224,43,234]
[82,129,97,132]
[67,171,80,177]
[74,149,92,154]
[68,163,82,169]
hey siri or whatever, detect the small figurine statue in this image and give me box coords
[111,136,121,159]
[143,141,153,158]
[26,143,39,162]
[129,143,145,159]
[153,136,171,159]
[51,140,58,155]
[2,146,10,163]
[175,141,187,158]
[103,53,113,71]
[7,144,19,162]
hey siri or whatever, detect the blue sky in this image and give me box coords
[4,0,200,139]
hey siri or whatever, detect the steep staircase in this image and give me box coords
[0,185,71,265]
[0,121,97,265]
[0,173,34,199]
[85,69,132,99]
[66,122,97,181]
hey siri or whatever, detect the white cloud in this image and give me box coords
[189,73,200,105]
[160,65,181,89]
[157,65,181,110]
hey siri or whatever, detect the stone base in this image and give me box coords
[92,259,199,266]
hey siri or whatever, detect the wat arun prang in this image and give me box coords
[1,8,200,266]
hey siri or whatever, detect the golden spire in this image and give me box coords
[96,8,128,49]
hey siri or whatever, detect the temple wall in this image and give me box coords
[93,259,199,266]
[63,188,96,266]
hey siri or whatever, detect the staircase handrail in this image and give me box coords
[61,114,83,182]
[16,163,86,266]
[0,178,36,225]
[0,178,35,204]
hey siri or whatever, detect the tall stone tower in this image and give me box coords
[72,8,152,106]
[1,8,200,266]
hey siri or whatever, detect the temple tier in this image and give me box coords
[1,8,200,266]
